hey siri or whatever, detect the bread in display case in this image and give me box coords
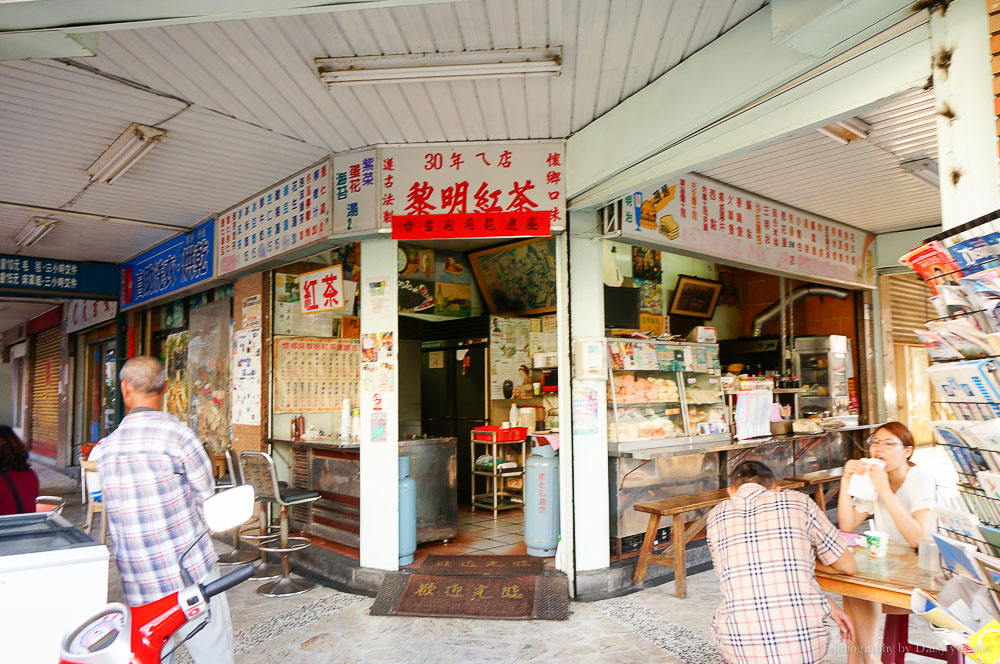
[607,339,728,452]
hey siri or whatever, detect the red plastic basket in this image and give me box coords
[471,426,527,442]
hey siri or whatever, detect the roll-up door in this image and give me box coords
[30,327,61,456]
[885,273,933,345]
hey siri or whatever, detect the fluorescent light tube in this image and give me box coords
[901,158,939,188]
[316,47,561,86]
[14,217,57,248]
[836,117,871,140]
[87,123,166,184]
[816,127,850,145]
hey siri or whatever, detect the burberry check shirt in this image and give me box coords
[707,483,847,664]
[97,409,217,606]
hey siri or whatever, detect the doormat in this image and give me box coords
[420,554,543,576]
[370,572,568,620]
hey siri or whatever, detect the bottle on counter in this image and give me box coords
[508,402,519,428]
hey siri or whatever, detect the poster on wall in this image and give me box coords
[187,300,231,456]
[164,331,189,420]
[274,273,333,337]
[381,140,565,239]
[231,328,261,426]
[489,316,532,399]
[273,337,360,413]
[299,264,345,314]
[470,238,556,315]
[619,174,876,288]
[66,300,117,334]
[217,160,332,276]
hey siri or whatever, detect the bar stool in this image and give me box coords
[216,447,260,567]
[239,451,319,597]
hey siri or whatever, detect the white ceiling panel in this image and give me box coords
[0,207,175,264]
[700,88,941,235]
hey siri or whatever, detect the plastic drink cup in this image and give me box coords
[864,530,889,557]
[532,382,542,396]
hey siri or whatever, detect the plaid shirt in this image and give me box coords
[707,483,846,664]
[96,409,216,606]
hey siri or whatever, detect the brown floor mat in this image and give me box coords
[420,554,543,576]
[371,571,568,620]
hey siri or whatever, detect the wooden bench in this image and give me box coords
[632,478,805,598]
[786,467,843,511]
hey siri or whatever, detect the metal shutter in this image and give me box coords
[30,327,61,450]
[885,273,933,345]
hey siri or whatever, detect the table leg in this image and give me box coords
[632,514,661,586]
[815,484,825,511]
[673,513,687,599]
[882,614,907,664]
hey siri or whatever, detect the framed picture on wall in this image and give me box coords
[469,238,557,315]
[668,274,723,319]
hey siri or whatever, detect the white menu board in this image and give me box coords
[273,337,360,413]
[217,159,332,276]
[620,174,876,288]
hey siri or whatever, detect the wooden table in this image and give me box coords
[631,478,804,598]
[786,467,843,511]
[817,543,962,663]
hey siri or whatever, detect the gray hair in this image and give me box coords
[119,356,167,395]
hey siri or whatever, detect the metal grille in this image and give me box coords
[30,327,61,450]
[885,273,933,345]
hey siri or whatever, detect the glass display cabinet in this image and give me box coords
[793,335,851,417]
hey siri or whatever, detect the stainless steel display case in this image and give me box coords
[794,335,851,417]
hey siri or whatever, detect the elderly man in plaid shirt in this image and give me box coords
[97,356,234,664]
[707,460,857,664]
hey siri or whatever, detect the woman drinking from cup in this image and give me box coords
[837,421,935,663]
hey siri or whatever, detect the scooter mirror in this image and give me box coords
[203,485,254,533]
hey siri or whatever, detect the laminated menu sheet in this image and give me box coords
[734,389,771,439]
[928,360,1000,420]
[273,337,359,412]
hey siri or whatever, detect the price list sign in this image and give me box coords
[273,337,359,413]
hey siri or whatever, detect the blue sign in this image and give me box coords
[0,255,118,298]
[121,218,214,309]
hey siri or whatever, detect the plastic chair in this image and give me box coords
[216,447,260,567]
[238,451,319,597]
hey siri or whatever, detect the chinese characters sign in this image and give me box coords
[218,160,331,276]
[396,573,535,619]
[620,174,876,288]
[0,255,117,298]
[273,337,359,413]
[120,218,214,309]
[332,149,378,234]
[298,264,345,314]
[382,142,564,240]
[66,300,117,334]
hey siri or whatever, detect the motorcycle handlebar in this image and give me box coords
[201,564,254,599]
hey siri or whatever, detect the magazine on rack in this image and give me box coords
[935,285,977,318]
[949,233,1000,274]
[933,421,984,475]
[914,329,964,361]
[900,240,965,293]
[959,271,1000,332]
[926,320,994,359]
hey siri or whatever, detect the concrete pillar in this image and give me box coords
[566,209,611,573]
[359,238,400,571]
[932,0,1000,229]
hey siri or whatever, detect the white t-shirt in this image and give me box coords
[866,465,936,543]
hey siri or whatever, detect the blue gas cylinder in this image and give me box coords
[524,443,559,557]
[398,455,417,566]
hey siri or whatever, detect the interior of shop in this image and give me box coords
[262,238,561,565]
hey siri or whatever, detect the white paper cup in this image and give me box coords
[864,530,889,558]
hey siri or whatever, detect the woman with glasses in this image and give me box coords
[836,421,935,663]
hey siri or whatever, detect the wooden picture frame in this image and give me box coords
[668,274,723,319]
[468,238,557,315]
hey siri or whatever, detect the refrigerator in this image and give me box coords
[421,342,490,501]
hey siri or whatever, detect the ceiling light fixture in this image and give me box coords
[87,123,166,184]
[316,47,561,86]
[816,116,871,145]
[14,217,57,248]
[900,158,939,188]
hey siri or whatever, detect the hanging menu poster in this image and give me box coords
[274,273,333,337]
[232,328,261,426]
[273,337,359,413]
[217,160,332,276]
[489,316,531,399]
[620,174,876,288]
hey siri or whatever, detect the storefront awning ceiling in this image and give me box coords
[0,0,766,268]
[700,87,940,236]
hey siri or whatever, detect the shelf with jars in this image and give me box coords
[606,339,729,455]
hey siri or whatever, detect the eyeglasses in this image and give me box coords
[865,436,904,449]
